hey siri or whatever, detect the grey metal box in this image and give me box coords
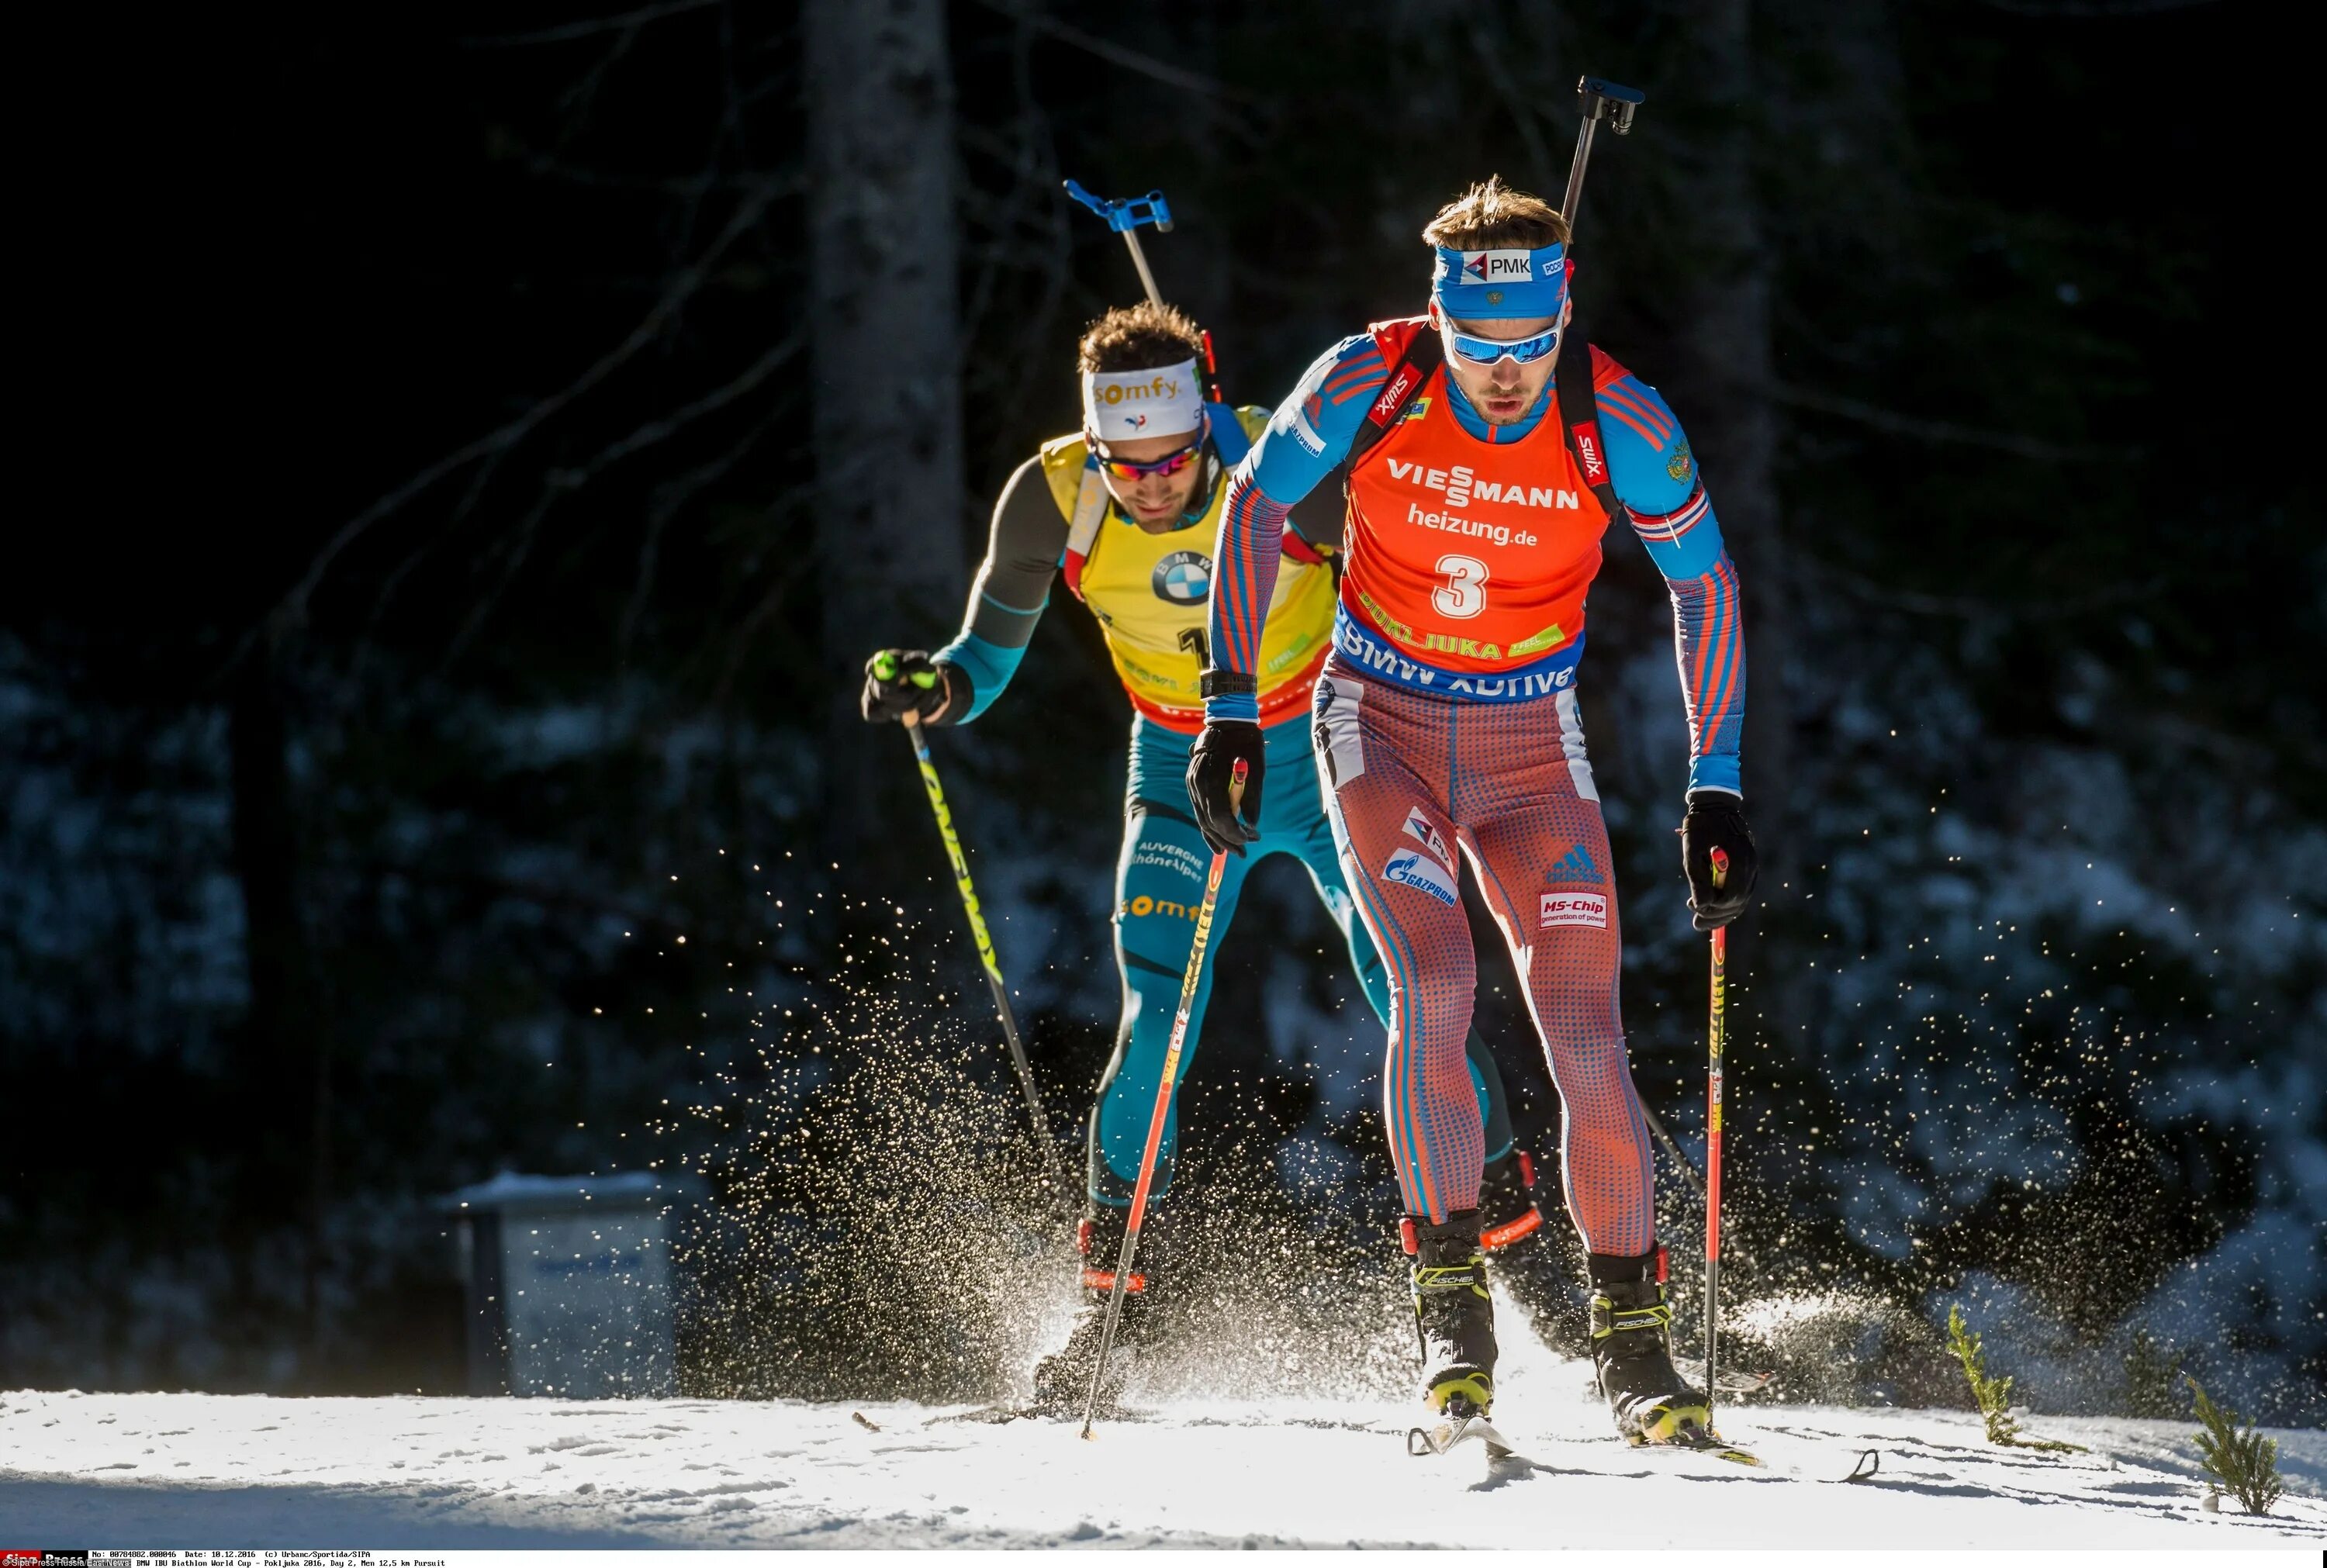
[447,1171,706,1397]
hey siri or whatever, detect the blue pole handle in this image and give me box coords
[1063,178,1174,234]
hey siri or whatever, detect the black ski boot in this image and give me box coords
[1030,1205,1150,1412]
[1406,1210,1498,1415]
[1479,1149,1592,1357]
[1589,1249,1709,1442]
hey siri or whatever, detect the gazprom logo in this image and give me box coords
[1382,849,1457,907]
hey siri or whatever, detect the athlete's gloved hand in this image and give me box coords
[1187,720,1265,857]
[861,649,957,724]
[1680,790,1758,931]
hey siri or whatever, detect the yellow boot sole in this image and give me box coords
[1427,1370,1495,1415]
[1630,1397,1711,1442]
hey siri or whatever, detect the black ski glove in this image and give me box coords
[1186,719,1265,857]
[1680,790,1758,931]
[861,648,960,724]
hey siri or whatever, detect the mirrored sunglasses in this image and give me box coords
[1090,433,1208,482]
[1442,321,1561,366]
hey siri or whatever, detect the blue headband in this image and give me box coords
[1429,243,1568,321]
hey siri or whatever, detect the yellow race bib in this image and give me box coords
[1039,408,1334,730]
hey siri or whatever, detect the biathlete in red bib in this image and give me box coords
[1191,177,1761,1441]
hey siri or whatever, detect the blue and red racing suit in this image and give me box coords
[1205,323,1744,1253]
[928,405,1520,1236]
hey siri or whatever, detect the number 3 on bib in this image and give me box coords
[1433,554,1490,620]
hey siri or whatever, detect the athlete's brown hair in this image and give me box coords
[1077,299,1205,375]
[1421,175,1570,253]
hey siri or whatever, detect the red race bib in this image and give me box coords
[1342,351,1613,675]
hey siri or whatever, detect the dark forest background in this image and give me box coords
[5,1,2321,1421]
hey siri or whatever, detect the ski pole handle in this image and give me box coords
[873,651,943,730]
[871,651,942,693]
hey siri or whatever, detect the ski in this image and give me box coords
[1406,1411,1518,1461]
[936,1400,1149,1427]
[1629,1427,1765,1468]
[1678,1359,1779,1395]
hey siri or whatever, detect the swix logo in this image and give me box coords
[1385,458,1575,512]
[1373,365,1420,423]
[1458,249,1536,285]
[1569,424,1607,482]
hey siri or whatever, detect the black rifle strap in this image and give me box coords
[1345,323,1443,479]
[1554,331,1623,518]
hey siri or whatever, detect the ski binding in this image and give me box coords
[1408,1410,1516,1460]
[1630,1425,1765,1467]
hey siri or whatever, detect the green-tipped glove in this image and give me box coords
[861,649,959,724]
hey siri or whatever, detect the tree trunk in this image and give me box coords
[227,635,330,1376]
[804,0,966,879]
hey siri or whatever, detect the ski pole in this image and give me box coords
[875,654,1071,1210]
[1559,76,1645,234]
[1642,1100,1706,1200]
[1080,754,1248,1440]
[1703,844,1731,1434]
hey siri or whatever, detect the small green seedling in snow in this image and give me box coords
[1945,1303,2086,1454]
[2187,1376,2280,1518]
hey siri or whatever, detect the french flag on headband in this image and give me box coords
[1431,242,1567,321]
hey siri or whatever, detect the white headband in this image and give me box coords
[1081,358,1203,442]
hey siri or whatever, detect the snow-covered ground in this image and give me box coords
[5,1335,2322,1551]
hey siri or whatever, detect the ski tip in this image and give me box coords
[1408,1414,1517,1460]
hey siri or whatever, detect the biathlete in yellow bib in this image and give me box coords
[860,302,1574,1406]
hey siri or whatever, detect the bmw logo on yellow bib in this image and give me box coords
[1152,551,1212,605]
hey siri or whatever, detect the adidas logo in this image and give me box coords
[1548,843,1599,884]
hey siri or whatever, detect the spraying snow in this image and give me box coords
[6,1320,2320,1549]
